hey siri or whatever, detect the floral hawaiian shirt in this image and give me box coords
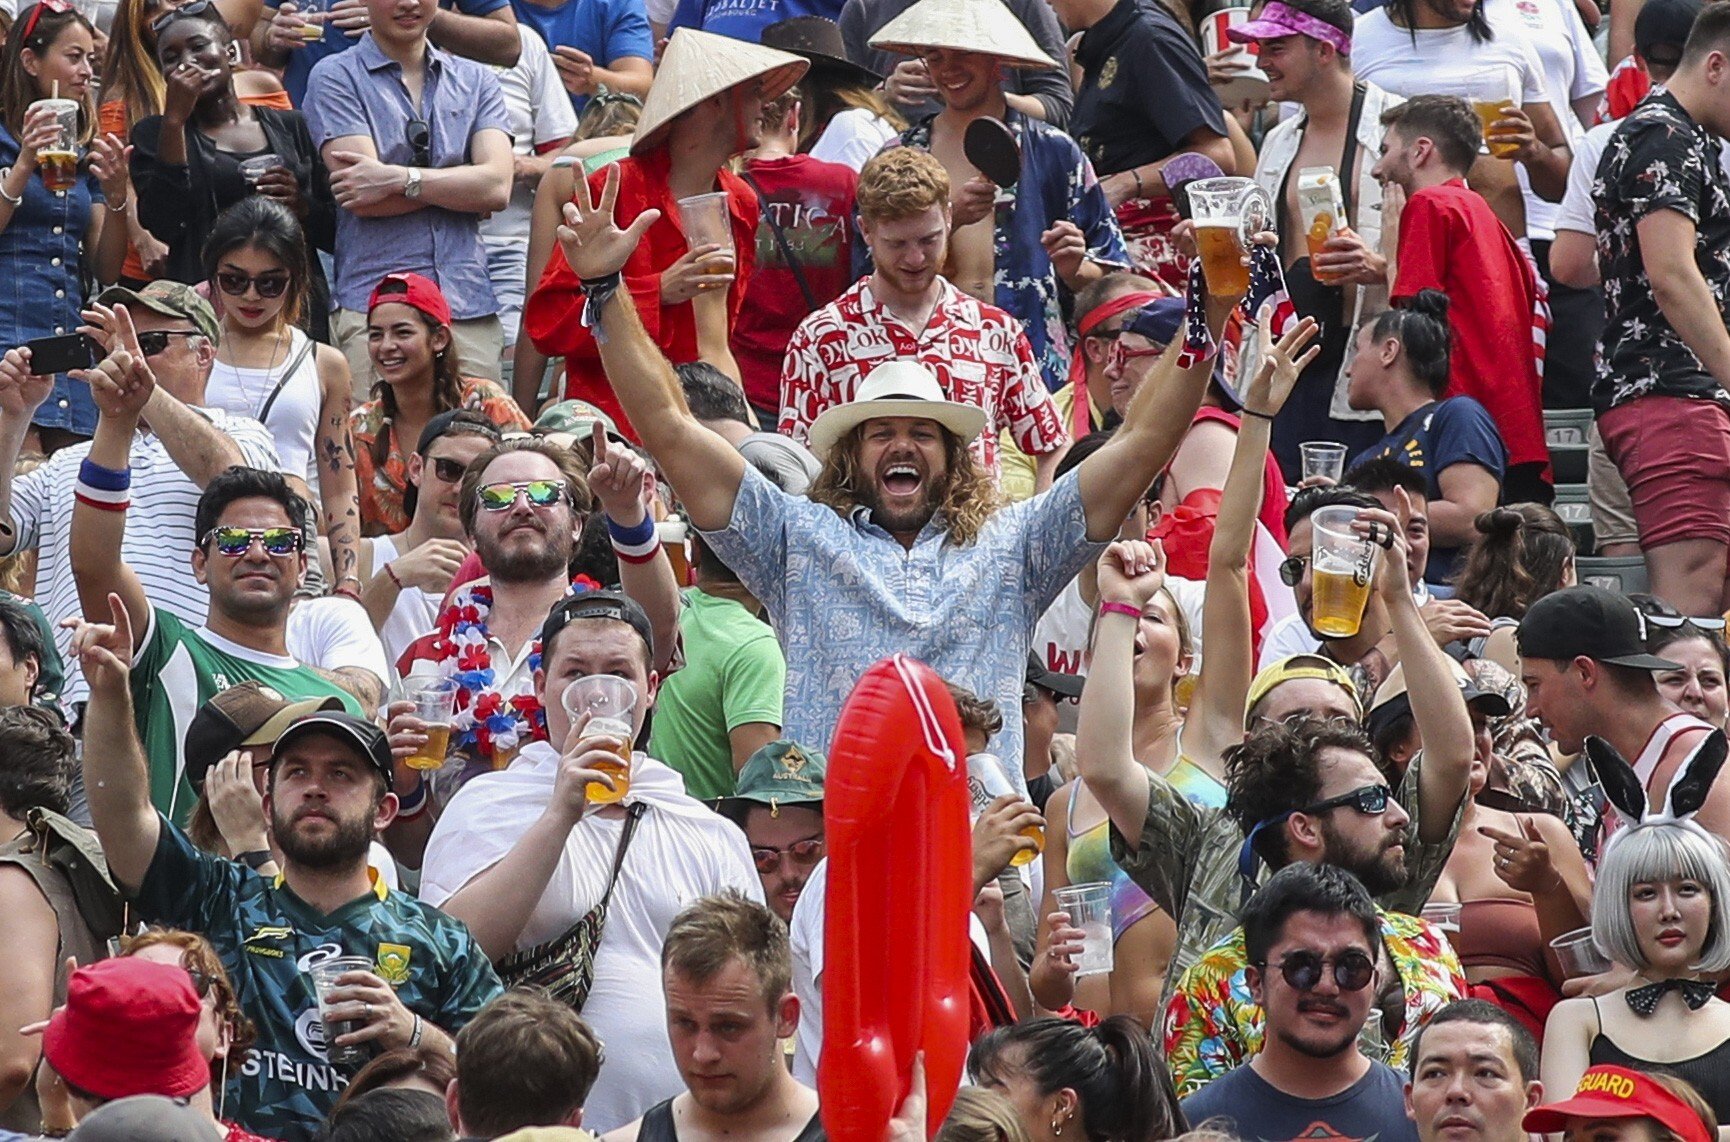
[350,377,531,536]
[1162,908,1467,1097]
[1592,88,1730,415]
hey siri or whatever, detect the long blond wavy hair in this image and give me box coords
[809,422,1002,547]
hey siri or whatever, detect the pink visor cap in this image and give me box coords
[1227,2,1352,54]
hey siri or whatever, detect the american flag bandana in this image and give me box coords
[1176,243,1299,369]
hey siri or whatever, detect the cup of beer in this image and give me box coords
[1300,441,1347,484]
[965,751,1044,867]
[562,674,638,805]
[1471,69,1521,159]
[307,955,374,1071]
[1309,504,1379,639]
[31,98,80,194]
[291,0,328,42]
[404,678,457,772]
[658,516,691,587]
[677,191,735,275]
[1186,176,1273,299]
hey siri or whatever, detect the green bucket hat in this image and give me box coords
[96,280,221,347]
[719,740,826,820]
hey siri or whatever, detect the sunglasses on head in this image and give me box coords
[1257,949,1376,992]
[430,457,467,483]
[150,0,214,35]
[216,269,289,299]
[406,118,431,168]
[1254,711,1359,731]
[1278,554,1310,587]
[1649,614,1728,632]
[21,0,73,44]
[202,525,303,556]
[137,329,201,356]
[477,480,567,511]
[1298,782,1393,816]
[750,837,824,874]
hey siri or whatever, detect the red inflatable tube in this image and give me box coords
[819,655,972,1142]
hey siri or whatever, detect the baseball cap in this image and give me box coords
[183,681,346,792]
[1367,658,1513,740]
[368,271,452,327]
[1243,653,1362,730]
[417,408,504,456]
[1636,0,1700,68]
[535,399,627,444]
[1516,585,1682,670]
[1121,297,1185,347]
[539,589,656,663]
[70,1096,224,1142]
[1524,1066,1713,1142]
[271,712,395,792]
[720,740,826,821]
[44,960,210,1102]
[1026,653,1084,700]
[96,280,221,346]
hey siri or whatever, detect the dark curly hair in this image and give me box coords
[1225,718,1377,868]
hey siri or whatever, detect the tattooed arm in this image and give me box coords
[314,346,363,594]
[311,664,383,717]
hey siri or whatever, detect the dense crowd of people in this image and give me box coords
[0,0,1728,1137]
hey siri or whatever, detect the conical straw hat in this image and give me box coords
[630,29,809,155]
[868,0,1060,69]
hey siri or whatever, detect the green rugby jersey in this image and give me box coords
[135,818,504,1141]
[132,607,362,823]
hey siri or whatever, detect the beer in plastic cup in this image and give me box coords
[1472,70,1521,158]
[1186,176,1272,299]
[1300,441,1347,484]
[1297,166,1345,283]
[658,517,691,587]
[404,678,457,772]
[1309,504,1378,638]
[677,191,735,275]
[1054,882,1114,976]
[307,955,373,1070]
[1196,222,1249,298]
[966,751,1044,867]
[31,98,80,193]
[562,674,638,804]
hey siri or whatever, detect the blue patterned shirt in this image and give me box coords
[699,465,1106,787]
[887,110,1130,392]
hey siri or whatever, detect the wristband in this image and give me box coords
[383,561,404,590]
[606,514,660,564]
[79,458,132,489]
[332,585,363,603]
[0,171,19,208]
[580,270,623,340]
[1099,600,1143,620]
[1131,168,1144,198]
[74,477,131,512]
[396,778,429,820]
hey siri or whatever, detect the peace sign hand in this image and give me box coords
[556,163,660,282]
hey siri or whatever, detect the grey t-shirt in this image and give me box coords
[1181,1060,1419,1142]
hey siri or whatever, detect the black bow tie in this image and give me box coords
[1626,978,1718,1016]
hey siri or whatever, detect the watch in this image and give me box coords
[404,166,423,199]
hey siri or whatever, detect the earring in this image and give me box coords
[1051,1118,1064,1137]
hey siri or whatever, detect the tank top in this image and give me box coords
[1065,802,1161,943]
[1589,996,1730,1123]
[636,1098,827,1142]
[1454,898,1549,979]
[206,327,323,496]
[1597,712,1716,850]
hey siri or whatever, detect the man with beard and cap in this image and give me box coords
[1178,864,1423,1142]
[68,595,502,1142]
[718,741,826,923]
[547,153,1259,792]
[523,30,807,430]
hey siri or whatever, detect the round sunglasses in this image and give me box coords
[215,269,290,299]
[1256,948,1376,992]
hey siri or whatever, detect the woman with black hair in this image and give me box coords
[1345,289,1508,584]
[970,1015,1184,1142]
[202,196,361,596]
[128,1,334,328]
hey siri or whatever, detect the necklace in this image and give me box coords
[217,324,294,419]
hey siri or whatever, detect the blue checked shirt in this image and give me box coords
[699,465,1106,784]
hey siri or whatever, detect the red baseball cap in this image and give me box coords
[43,959,210,1101]
[1524,1066,1713,1142]
[367,271,452,327]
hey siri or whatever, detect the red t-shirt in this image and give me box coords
[1391,179,1548,474]
[732,154,859,412]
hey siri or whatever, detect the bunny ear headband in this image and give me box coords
[1587,729,1729,852]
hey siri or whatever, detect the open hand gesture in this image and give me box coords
[1243,316,1320,420]
[556,162,660,282]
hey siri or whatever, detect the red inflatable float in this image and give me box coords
[820,655,972,1142]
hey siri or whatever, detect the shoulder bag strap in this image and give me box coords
[257,331,318,425]
[740,170,820,312]
[596,801,647,912]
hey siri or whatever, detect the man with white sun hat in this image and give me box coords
[523,29,806,441]
[867,0,1129,397]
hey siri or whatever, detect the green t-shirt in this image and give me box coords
[135,817,503,1141]
[132,607,362,823]
[649,588,784,800]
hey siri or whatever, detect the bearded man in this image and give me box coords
[546,162,1244,786]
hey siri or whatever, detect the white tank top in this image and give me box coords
[206,327,323,497]
[1634,710,1717,797]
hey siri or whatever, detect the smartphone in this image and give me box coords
[24,333,98,376]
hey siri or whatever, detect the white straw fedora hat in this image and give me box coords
[630,29,809,156]
[807,361,988,458]
[868,0,1061,68]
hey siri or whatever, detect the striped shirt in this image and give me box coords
[10,407,281,704]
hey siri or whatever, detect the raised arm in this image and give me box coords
[67,594,160,895]
[0,348,56,557]
[1185,320,1320,771]
[586,422,681,675]
[552,166,746,532]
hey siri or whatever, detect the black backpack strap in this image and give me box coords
[740,170,820,312]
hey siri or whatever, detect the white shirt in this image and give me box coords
[204,328,324,499]
[809,108,899,172]
[1555,109,1730,237]
[1032,573,1207,683]
[421,743,763,1133]
[368,533,441,678]
[481,25,579,248]
[789,857,826,1088]
[12,407,281,704]
[286,595,389,683]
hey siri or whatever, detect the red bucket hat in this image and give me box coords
[43,959,209,1101]
[367,271,452,327]
[1524,1066,1713,1142]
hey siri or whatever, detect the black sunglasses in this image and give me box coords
[1298,783,1393,816]
[151,0,213,35]
[1279,554,1310,587]
[137,329,201,356]
[406,118,431,168]
[1257,949,1376,992]
[215,269,289,299]
[430,457,466,483]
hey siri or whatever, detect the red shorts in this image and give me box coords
[1598,394,1730,549]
